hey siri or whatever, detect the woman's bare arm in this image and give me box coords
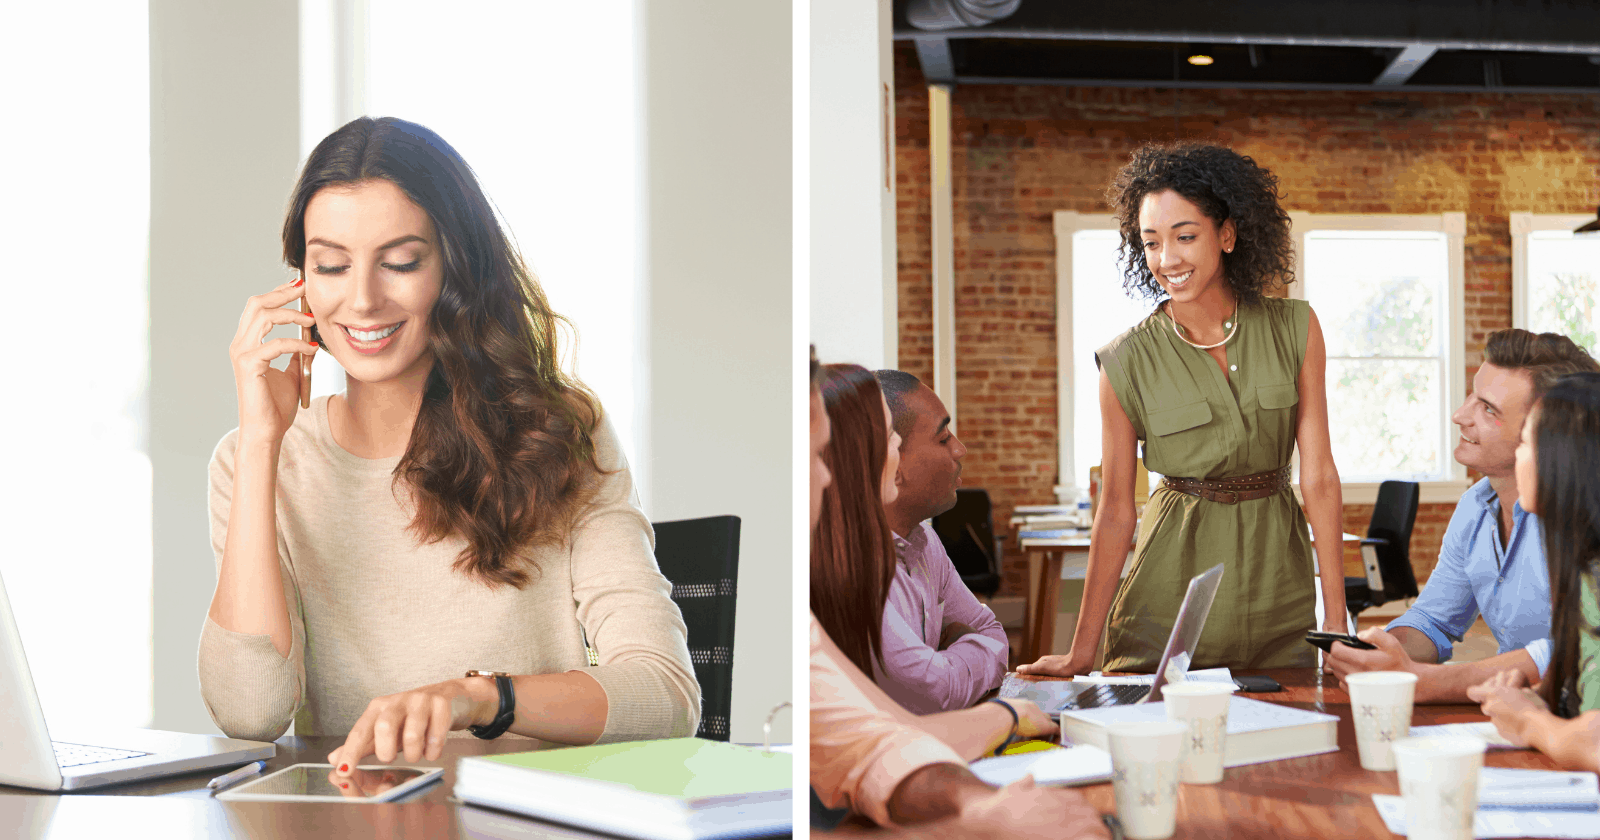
[1296,308,1348,634]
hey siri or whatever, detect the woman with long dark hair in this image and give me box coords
[1469,371,1600,771]
[201,117,697,770]
[1023,143,1346,676]
[811,364,902,676]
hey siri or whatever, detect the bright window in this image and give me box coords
[1512,213,1600,352]
[0,3,152,728]
[1291,213,1468,502]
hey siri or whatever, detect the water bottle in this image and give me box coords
[1075,488,1093,529]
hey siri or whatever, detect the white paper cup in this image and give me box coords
[1160,682,1237,784]
[1346,671,1419,771]
[1106,721,1188,840]
[1391,736,1485,840]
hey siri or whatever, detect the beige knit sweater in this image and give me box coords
[197,396,700,743]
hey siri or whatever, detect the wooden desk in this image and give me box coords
[1010,668,1560,838]
[1020,533,1364,665]
[0,735,745,839]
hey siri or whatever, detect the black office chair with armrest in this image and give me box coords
[652,515,741,741]
[1344,480,1421,616]
[930,488,1004,599]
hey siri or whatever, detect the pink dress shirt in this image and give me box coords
[874,521,1010,714]
[809,615,966,825]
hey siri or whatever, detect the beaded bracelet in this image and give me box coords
[985,698,1020,756]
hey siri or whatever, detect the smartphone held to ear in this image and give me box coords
[299,280,314,409]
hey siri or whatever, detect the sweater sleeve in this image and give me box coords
[570,419,701,742]
[196,429,307,742]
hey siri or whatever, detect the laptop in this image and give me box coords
[1001,563,1225,715]
[0,569,275,791]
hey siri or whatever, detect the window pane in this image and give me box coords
[1071,230,1156,490]
[0,3,151,727]
[1527,232,1600,352]
[1327,359,1442,480]
[1305,231,1445,358]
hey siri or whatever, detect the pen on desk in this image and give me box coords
[207,760,267,794]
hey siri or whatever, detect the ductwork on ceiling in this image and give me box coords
[905,0,1021,32]
[898,0,1600,92]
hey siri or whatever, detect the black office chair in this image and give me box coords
[1344,481,1421,616]
[653,515,741,741]
[930,488,1004,599]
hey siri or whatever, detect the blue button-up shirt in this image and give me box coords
[1387,478,1552,675]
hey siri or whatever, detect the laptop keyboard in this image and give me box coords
[1060,682,1150,710]
[52,741,150,768]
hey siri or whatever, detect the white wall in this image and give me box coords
[149,0,302,733]
[640,0,794,742]
[808,0,897,370]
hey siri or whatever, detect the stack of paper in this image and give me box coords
[1372,768,1600,838]
[1409,722,1520,750]
[968,745,1114,788]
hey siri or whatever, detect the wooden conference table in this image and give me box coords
[0,735,727,840]
[1008,668,1563,838]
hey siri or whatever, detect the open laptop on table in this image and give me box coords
[1001,563,1225,716]
[0,569,275,791]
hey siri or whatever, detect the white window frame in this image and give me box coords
[1509,212,1597,331]
[1288,211,1469,504]
[1053,210,1469,506]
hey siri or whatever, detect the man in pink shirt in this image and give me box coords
[873,370,1009,714]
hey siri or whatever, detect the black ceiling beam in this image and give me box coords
[895,0,1600,54]
[949,75,1600,94]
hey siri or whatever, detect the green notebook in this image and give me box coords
[456,738,793,840]
[478,738,791,801]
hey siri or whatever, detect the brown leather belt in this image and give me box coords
[1162,465,1292,505]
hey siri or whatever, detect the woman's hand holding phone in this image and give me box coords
[229,276,319,447]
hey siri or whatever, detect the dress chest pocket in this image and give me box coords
[1256,382,1299,411]
[1146,400,1213,437]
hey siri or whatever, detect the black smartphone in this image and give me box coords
[1233,675,1282,693]
[1304,630,1377,652]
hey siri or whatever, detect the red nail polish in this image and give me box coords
[292,277,304,287]
[339,764,348,772]
[311,342,319,348]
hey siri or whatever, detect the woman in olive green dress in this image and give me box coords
[1021,144,1348,675]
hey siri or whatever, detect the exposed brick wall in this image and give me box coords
[893,42,1600,596]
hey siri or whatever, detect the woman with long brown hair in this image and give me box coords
[1469,371,1600,771]
[811,363,902,676]
[201,117,697,771]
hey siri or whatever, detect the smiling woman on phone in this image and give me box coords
[201,117,698,773]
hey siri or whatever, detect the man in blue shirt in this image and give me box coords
[1328,329,1598,703]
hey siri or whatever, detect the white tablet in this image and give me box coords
[216,763,443,803]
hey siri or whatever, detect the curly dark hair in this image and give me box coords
[284,117,607,589]
[1106,143,1295,303]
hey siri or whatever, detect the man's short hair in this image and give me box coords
[872,369,923,439]
[1483,329,1600,400]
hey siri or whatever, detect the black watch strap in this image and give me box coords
[465,671,516,740]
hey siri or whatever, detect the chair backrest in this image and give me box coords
[930,488,1000,579]
[652,515,740,741]
[1368,480,1420,601]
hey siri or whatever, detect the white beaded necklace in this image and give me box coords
[1165,301,1240,350]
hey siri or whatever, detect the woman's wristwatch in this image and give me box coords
[464,670,516,739]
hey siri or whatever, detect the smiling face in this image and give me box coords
[302,178,444,386]
[1514,401,1541,514]
[1138,189,1237,304]
[891,384,967,522]
[1452,362,1536,479]
[879,395,903,506]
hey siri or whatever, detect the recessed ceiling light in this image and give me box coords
[1188,54,1214,66]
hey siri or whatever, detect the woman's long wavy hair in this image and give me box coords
[811,364,897,676]
[1107,142,1295,303]
[283,116,605,588]
[1533,372,1600,717]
